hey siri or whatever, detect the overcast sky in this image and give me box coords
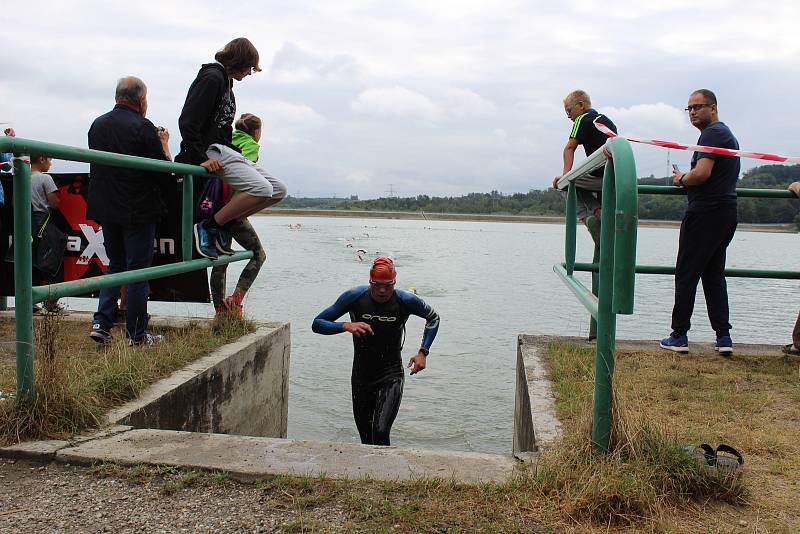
[2,0,798,198]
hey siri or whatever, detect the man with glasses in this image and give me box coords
[312,256,440,445]
[660,89,739,355]
[552,90,617,244]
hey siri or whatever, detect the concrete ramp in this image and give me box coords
[9,429,523,484]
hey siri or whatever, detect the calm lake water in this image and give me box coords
[59,215,798,454]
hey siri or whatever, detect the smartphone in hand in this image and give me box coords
[672,163,680,173]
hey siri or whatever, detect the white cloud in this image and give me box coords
[350,87,441,120]
[344,170,373,185]
[600,103,695,142]
[251,100,326,144]
[270,42,362,84]
[437,88,496,117]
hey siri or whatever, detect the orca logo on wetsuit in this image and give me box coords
[361,314,397,322]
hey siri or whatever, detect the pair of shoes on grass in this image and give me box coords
[660,333,733,357]
[89,323,163,347]
[684,443,744,475]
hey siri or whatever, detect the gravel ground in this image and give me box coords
[0,459,345,533]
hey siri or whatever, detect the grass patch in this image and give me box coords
[540,341,800,531]
[0,314,254,445]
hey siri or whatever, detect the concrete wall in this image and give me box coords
[106,322,290,438]
[513,335,563,453]
[513,337,537,453]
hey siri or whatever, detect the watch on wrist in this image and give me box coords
[419,347,430,356]
[679,175,686,186]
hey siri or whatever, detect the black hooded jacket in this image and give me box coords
[86,104,170,225]
[175,63,240,165]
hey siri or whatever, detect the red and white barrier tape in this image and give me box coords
[0,156,30,173]
[593,118,800,164]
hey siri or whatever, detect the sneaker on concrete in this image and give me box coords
[714,335,733,357]
[194,219,219,260]
[89,323,112,344]
[129,333,165,347]
[216,227,235,255]
[660,332,689,353]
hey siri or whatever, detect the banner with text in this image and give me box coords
[0,172,210,302]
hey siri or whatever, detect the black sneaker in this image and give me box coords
[216,226,235,255]
[89,323,112,344]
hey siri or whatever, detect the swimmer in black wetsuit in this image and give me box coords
[311,256,440,446]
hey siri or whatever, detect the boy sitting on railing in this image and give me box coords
[552,90,617,244]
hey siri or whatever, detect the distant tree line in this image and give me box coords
[280,164,800,227]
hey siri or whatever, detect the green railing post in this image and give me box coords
[590,137,638,452]
[591,157,618,452]
[13,154,35,400]
[565,184,577,275]
[182,175,194,262]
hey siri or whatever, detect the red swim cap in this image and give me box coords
[370,256,396,283]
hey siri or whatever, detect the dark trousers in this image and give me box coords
[351,376,404,446]
[792,311,800,348]
[671,206,737,337]
[93,222,156,342]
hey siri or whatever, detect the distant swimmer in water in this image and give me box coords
[311,257,440,445]
[356,248,367,262]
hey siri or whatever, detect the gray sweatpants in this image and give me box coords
[207,144,288,199]
[570,172,603,220]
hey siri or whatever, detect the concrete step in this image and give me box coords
[3,429,526,484]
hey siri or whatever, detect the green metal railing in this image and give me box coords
[554,138,799,452]
[0,136,253,401]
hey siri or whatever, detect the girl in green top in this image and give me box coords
[231,113,262,163]
[211,113,268,316]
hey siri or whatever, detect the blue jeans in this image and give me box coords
[92,222,156,341]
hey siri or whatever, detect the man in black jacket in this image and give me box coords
[87,76,172,346]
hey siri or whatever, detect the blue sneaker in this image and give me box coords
[216,226,234,255]
[660,332,689,353]
[714,335,733,357]
[194,219,219,259]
